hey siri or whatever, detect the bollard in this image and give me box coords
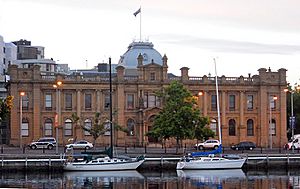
[144,144,147,154]
[23,145,26,154]
[43,147,45,154]
[164,146,167,154]
[125,145,127,154]
[1,146,3,154]
[260,147,262,154]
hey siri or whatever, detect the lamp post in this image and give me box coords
[269,96,277,149]
[53,81,62,154]
[19,91,25,149]
[284,85,300,147]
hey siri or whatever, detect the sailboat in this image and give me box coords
[176,58,246,170]
[64,58,145,171]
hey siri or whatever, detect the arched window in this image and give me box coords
[271,119,276,136]
[210,119,217,133]
[21,118,29,137]
[64,119,72,136]
[84,119,92,136]
[127,119,135,136]
[228,119,236,136]
[247,119,254,136]
[44,118,53,136]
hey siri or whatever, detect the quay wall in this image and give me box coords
[0,154,300,172]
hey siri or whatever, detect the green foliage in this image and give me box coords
[0,95,14,123]
[147,81,210,146]
[81,112,108,145]
[287,88,300,136]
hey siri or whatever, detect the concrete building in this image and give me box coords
[12,39,44,60]
[7,41,288,148]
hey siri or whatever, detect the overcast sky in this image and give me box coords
[1,0,300,84]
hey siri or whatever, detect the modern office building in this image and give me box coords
[8,41,288,148]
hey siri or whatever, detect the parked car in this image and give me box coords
[65,140,93,150]
[231,141,256,151]
[194,139,220,150]
[28,137,56,150]
[284,135,300,150]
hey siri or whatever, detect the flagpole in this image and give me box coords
[139,6,142,42]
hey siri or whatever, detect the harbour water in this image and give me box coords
[0,169,299,188]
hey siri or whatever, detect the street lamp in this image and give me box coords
[53,81,62,154]
[284,85,300,144]
[19,91,25,149]
[269,95,277,149]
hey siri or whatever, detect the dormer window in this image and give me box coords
[150,72,155,81]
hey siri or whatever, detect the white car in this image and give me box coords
[194,139,220,150]
[65,140,93,150]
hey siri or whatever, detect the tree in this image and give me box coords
[286,86,300,138]
[81,112,108,146]
[0,95,13,123]
[147,81,210,152]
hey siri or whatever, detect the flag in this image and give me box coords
[133,8,141,17]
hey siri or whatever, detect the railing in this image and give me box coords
[39,72,258,85]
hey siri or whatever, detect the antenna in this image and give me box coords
[214,58,222,145]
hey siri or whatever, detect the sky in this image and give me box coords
[1,0,300,84]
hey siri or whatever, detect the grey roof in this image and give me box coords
[118,41,163,69]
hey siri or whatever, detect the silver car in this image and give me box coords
[65,140,93,150]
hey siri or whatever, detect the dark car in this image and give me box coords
[231,141,256,151]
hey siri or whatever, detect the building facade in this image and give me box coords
[8,41,288,148]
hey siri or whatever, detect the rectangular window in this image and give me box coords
[45,94,52,110]
[22,95,29,110]
[148,95,155,107]
[65,122,72,136]
[21,122,29,136]
[65,93,72,110]
[271,120,276,136]
[211,95,217,111]
[85,94,92,110]
[150,73,155,81]
[104,122,111,136]
[44,123,52,136]
[127,94,134,109]
[104,94,110,110]
[247,95,254,110]
[84,120,92,136]
[229,95,235,111]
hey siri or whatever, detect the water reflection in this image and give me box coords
[0,170,298,188]
[177,169,246,188]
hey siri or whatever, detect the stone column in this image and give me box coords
[259,86,268,147]
[221,91,226,142]
[203,91,208,116]
[33,83,41,141]
[96,90,101,112]
[239,91,245,141]
[280,88,287,147]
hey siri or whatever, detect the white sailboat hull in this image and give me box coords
[64,157,145,171]
[176,157,245,170]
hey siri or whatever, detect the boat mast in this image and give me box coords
[109,57,113,157]
[214,58,222,145]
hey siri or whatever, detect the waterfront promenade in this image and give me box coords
[0,145,299,171]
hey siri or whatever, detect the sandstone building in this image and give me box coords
[8,41,288,148]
